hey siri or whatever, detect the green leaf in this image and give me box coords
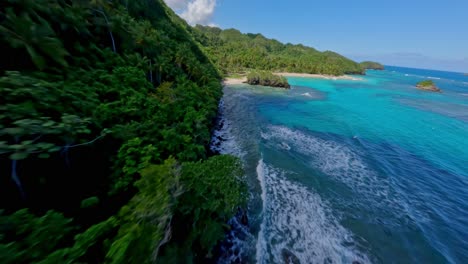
[48,146,62,152]
[38,153,50,159]
[10,152,29,160]
[2,127,25,135]
[26,45,46,70]
[80,197,99,208]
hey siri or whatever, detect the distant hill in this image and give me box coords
[360,61,385,70]
[194,26,365,76]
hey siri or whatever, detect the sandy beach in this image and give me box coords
[223,73,363,85]
[223,77,247,85]
[274,72,363,81]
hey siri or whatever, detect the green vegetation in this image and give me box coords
[417,80,436,87]
[360,61,385,70]
[0,0,246,262]
[194,26,365,76]
[247,71,290,88]
[416,80,441,92]
[226,73,245,79]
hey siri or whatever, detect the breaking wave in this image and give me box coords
[255,159,370,263]
[261,126,390,198]
[260,126,419,221]
[210,99,245,158]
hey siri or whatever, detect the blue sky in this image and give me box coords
[165,0,468,72]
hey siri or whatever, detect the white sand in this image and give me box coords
[222,72,363,86]
[275,72,363,81]
[223,77,247,85]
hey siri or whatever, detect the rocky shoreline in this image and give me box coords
[208,99,253,263]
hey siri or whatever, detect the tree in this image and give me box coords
[0,7,68,70]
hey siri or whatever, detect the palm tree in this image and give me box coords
[89,0,117,53]
[0,9,69,69]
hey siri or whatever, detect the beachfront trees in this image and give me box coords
[247,71,291,88]
[195,25,365,76]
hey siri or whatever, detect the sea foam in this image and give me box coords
[262,126,389,197]
[261,126,415,218]
[255,159,370,263]
[210,99,245,158]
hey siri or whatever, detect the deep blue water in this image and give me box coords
[214,67,468,264]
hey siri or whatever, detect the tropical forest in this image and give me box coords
[194,25,365,76]
[0,0,370,263]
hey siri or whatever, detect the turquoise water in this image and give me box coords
[214,67,468,264]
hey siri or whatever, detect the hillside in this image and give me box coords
[360,61,385,70]
[194,25,365,76]
[0,0,245,263]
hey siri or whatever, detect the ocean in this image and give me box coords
[213,66,468,264]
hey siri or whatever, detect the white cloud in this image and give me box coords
[164,0,190,10]
[164,0,217,25]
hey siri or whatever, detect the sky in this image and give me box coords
[164,0,468,72]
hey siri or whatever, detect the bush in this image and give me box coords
[417,80,435,87]
[247,71,290,88]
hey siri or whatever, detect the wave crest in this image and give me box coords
[256,159,370,263]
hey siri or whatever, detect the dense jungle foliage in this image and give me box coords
[194,25,365,76]
[0,0,246,263]
[246,71,290,88]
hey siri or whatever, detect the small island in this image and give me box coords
[360,61,385,70]
[464,73,468,76]
[247,71,291,89]
[416,80,441,92]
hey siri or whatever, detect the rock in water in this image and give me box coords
[416,80,441,92]
[240,209,249,226]
[281,248,300,264]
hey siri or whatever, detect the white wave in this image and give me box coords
[404,73,428,79]
[263,126,390,198]
[278,142,291,150]
[256,160,268,264]
[427,76,441,80]
[262,126,433,225]
[257,159,267,207]
[218,216,256,264]
[302,92,312,97]
[210,100,245,158]
[255,160,370,264]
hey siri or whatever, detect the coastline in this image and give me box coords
[223,77,247,85]
[223,72,363,85]
[274,72,363,81]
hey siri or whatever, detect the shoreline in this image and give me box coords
[223,77,247,85]
[274,72,363,81]
[223,72,363,85]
